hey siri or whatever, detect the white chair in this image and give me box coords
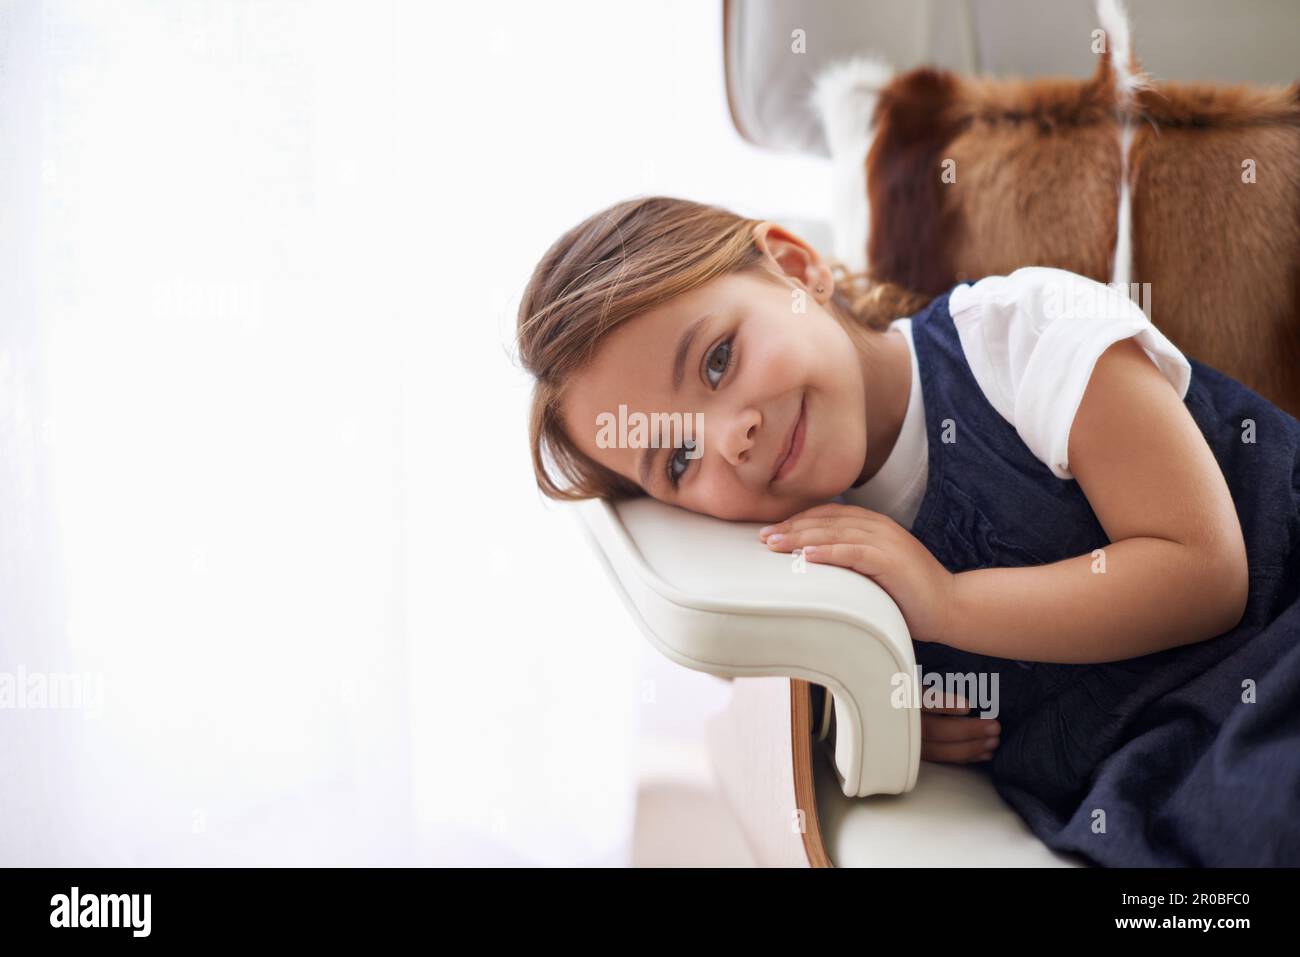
[572,0,1300,868]
[576,496,1084,867]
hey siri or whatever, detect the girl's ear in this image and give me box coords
[751,221,834,304]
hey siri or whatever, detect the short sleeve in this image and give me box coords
[948,267,1192,479]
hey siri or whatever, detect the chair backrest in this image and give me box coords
[725,0,1300,155]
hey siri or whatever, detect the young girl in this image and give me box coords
[515,195,1300,867]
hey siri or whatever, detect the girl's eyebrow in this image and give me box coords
[671,313,714,392]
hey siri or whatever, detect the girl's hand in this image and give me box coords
[759,503,956,645]
[919,696,1001,764]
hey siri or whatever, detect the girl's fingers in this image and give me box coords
[922,713,1001,743]
[759,513,881,541]
[800,541,884,575]
[763,525,871,551]
[922,713,1001,764]
[921,739,997,764]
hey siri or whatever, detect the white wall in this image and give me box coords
[0,0,831,865]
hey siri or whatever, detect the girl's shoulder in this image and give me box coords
[935,267,1192,479]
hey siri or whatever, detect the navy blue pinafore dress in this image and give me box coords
[903,289,1300,867]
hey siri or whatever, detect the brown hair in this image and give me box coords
[514,195,930,502]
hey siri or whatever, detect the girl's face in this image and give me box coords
[560,229,874,523]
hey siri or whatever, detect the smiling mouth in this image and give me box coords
[771,394,806,485]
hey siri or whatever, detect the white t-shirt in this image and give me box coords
[840,267,1192,528]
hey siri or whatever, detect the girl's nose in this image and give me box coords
[717,408,761,469]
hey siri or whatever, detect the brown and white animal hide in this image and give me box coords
[814,1,1300,416]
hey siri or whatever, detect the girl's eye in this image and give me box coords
[704,339,734,387]
[667,441,696,487]
[667,338,736,488]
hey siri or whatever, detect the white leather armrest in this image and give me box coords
[575,496,920,798]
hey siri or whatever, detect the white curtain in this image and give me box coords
[0,0,829,866]
[2,0,416,865]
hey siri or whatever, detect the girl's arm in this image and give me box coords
[944,337,1249,664]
